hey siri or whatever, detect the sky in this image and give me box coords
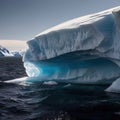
[0,0,120,50]
[0,40,27,51]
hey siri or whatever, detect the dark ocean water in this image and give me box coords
[0,79,120,120]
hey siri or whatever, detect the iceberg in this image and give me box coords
[105,78,120,93]
[23,7,120,90]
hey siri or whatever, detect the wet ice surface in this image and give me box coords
[0,79,120,120]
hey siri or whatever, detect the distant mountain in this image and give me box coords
[11,51,25,57]
[0,45,25,57]
[0,45,13,57]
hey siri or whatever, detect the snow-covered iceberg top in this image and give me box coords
[23,6,120,93]
[24,6,120,61]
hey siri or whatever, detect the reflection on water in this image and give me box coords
[0,78,120,120]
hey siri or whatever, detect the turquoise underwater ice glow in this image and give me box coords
[23,7,120,92]
[24,55,120,84]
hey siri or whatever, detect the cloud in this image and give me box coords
[0,40,27,51]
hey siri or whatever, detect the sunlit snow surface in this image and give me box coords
[23,7,120,93]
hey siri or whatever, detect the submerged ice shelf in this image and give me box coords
[23,6,120,93]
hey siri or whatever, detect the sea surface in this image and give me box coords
[0,79,120,120]
[0,57,120,120]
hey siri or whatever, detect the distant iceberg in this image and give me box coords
[23,7,120,93]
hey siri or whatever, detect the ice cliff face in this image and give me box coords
[24,7,120,93]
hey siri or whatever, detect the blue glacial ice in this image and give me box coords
[23,6,120,92]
